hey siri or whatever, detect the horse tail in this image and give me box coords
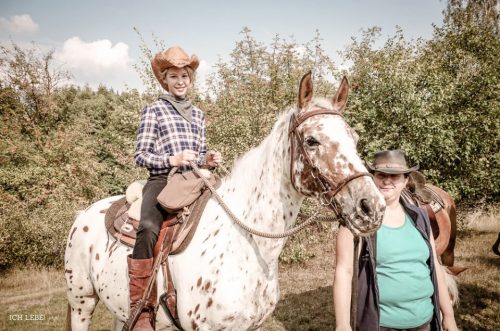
[442,264,459,306]
[65,302,72,331]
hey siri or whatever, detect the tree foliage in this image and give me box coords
[203,27,337,164]
[0,44,146,268]
[0,0,498,268]
[344,0,499,200]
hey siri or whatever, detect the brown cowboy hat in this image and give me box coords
[151,46,200,91]
[366,149,419,174]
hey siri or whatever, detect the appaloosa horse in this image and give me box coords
[64,73,386,331]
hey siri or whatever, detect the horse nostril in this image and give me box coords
[359,198,373,216]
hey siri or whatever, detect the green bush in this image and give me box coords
[1,1,498,268]
[201,28,337,164]
[0,64,147,268]
[343,0,499,201]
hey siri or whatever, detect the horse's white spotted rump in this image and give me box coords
[64,73,385,331]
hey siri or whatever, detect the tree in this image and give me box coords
[204,28,338,164]
[344,0,499,201]
[0,42,71,137]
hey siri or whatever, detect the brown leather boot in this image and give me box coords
[127,256,157,331]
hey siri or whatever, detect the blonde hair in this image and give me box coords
[161,66,196,91]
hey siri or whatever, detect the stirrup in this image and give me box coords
[159,293,183,330]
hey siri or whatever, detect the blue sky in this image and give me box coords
[0,0,447,92]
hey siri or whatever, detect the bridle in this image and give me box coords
[182,106,374,239]
[288,107,373,211]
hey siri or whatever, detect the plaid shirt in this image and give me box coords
[134,98,207,175]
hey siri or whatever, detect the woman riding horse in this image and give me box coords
[130,46,222,330]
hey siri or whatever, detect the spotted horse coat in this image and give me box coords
[64,72,386,331]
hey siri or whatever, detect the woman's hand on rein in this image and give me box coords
[206,150,222,167]
[169,149,197,167]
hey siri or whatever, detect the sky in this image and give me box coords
[0,0,448,92]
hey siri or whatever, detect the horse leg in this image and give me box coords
[65,259,99,330]
[112,317,125,331]
[492,232,500,256]
[442,201,467,275]
[66,284,99,331]
[433,209,451,257]
[65,303,72,331]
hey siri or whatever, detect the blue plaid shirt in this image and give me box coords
[134,98,207,175]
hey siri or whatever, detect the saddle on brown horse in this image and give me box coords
[402,171,448,246]
[104,174,221,330]
[403,172,445,221]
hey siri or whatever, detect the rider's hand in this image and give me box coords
[206,150,222,168]
[169,150,197,167]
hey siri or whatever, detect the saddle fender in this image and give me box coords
[432,208,451,257]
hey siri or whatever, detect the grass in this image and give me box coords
[0,268,112,331]
[1,205,499,330]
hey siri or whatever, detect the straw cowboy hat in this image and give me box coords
[366,149,419,174]
[151,46,200,91]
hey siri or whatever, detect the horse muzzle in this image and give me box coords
[331,185,386,237]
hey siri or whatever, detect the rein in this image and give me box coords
[187,107,371,238]
[350,235,360,330]
[190,161,332,238]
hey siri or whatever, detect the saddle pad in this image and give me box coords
[104,180,218,254]
[104,197,138,247]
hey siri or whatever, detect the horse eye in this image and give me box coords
[305,137,320,147]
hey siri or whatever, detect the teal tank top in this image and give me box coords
[376,213,434,328]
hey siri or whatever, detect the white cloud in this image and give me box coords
[55,37,136,91]
[0,14,39,34]
[56,37,130,72]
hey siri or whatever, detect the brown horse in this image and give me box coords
[402,182,465,304]
[420,184,466,275]
[404,171,466,276]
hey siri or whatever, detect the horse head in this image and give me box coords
[289,72,385,235]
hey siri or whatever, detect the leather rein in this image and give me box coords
[288,107,373,215]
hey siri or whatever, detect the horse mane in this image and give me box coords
[229,97,334,170]
[226,97,335,187]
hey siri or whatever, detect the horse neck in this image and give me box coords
[220,110,305,262]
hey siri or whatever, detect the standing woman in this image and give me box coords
[128,46,222,330]
[334,150,458,331]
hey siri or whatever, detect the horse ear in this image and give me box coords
[298,71,313,109]
[332,76,349,113]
